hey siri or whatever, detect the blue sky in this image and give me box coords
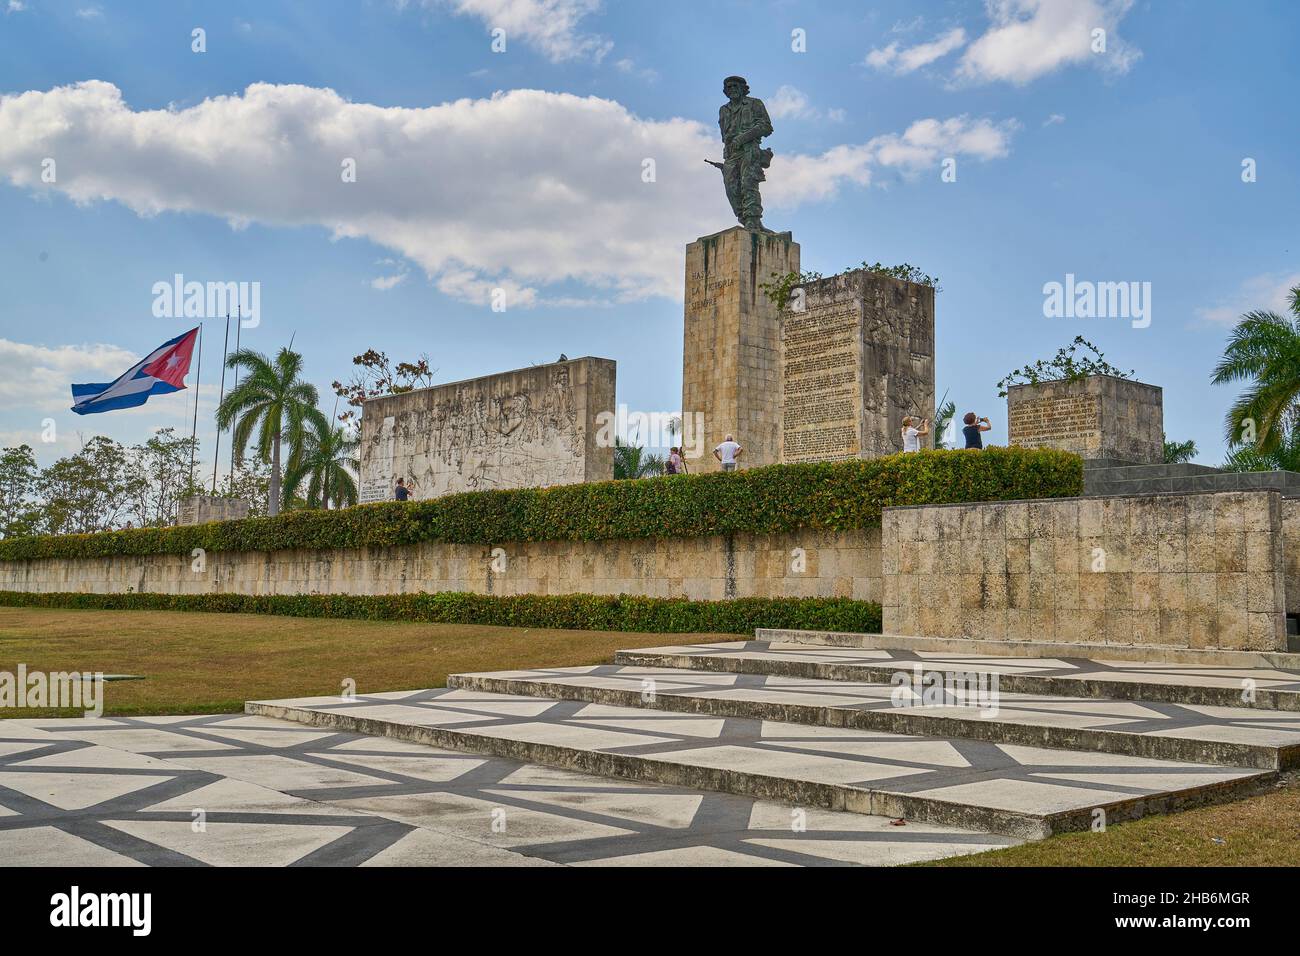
[1,0,1297,471]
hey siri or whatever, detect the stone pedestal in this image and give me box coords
[1008,374,1162,462]
[783,270,935,461]
[683,227,799,469]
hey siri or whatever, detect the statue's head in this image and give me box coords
[722,75,749,100]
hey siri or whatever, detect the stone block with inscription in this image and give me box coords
[782,269,936,462]
[358,356,615,502]
[177,496,251,526]
[683,226,800,468]
[1007,374,1162,462]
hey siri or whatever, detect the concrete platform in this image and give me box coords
[245,688,1270,840]
[447,664,1300,770]
[0,714,1016,867]
[618,641,1300,712]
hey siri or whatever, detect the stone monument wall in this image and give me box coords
[1008,375,1163,462]
[882,490,1288,651]
[782,270,935,462]
[683,227,800,468]
[177,496,251,526]
[358,357,615,502]
[0,528,883,605]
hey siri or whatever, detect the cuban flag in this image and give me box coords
[70,327,200,416]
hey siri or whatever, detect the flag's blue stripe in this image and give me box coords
[70,380,181,415]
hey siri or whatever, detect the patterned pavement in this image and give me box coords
[449,662,1300,761]
[246,687,1267,835]
[0,713,1018,867]
[615,641,1300,705]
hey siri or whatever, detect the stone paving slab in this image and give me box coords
[246,688,1271,840]
[615,642,1300,711]
[446,664,1300,770]
[0,715,1015,867]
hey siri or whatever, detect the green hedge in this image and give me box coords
[0,590,882,635]
[0,447,1081,562]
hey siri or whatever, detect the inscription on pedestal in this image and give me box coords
[782,305,862,462]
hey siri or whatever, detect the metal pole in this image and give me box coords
[229,306,242,483]
[187,323,203,492]
[212,313,231,493]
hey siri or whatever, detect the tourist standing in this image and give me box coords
[714,434,743,471]
[901,417,929,452]
[963,413,992,449]
[667,446,687,475]
[394,477,410,501]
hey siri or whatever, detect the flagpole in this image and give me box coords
[211,313,231,493]
[188,323,203,493]
[230,306,242,481]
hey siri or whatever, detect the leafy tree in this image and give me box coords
[0,445,40,537]
[124,428,202,527]
[216,347,327,516]
[1162,435,1198,464]
[1210,284,1300,456]
[331,350,435,424]
[39,436,131,534]
[283,419,359,509]
[613,437,664,479]
[997,336,1134,398]
[216,460,273,518]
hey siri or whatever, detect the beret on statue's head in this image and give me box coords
[722,75,749,94]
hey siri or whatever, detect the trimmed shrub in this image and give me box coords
[0,447,1081,562]
[0,590,883,635]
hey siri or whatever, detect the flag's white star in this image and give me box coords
[165,352,181,370]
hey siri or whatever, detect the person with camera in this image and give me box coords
[962,412,992,449]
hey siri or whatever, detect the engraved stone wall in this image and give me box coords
[358,357,615,502]
[782,269,935,462]
[1007,375,1163,462]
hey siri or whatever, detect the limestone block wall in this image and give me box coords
[1283,498,1300,616]
[358,356,615,502]
[782,270,935,462]
[882,491,1287,651]
[683,227,800,469]
[1008,374,1163,463]
[0,528,883,605]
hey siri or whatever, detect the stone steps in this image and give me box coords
[445,665,1300,771]
[614,641,1300,712]
[246,687,1273,841]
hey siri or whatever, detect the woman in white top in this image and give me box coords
[901,416,930,452]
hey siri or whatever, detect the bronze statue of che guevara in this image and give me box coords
[705,75,774,233]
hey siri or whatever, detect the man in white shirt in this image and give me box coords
[714,434,743,471]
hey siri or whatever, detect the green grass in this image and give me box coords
[0,606,726,716]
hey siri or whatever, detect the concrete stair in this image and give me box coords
[1083,457,1300,498]
[246,632,1300,844]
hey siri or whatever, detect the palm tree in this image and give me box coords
[1162,435,1198,464]
[283,419,359,509]
[216,347,327,516]
[1211,285,1300,455]
[613,436,664,479]
[933,398,957,449]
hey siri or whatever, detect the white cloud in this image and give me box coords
[766,86,845,124]
[371,272,408,291]
[76,6,104,19]
[614,58,658,82]
[6,1,26,13]
[1195,272,1300,326]
[1043,113,1066,126]
[768,115,1018,205]
[867,27,968,75]
[955,0,1140,86]
[426,0,613,63]
[0,81,1018,304]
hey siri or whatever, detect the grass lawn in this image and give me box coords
[923,772,1300,867]
[0,606,728,717]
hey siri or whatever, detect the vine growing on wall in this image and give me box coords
[760,262,940,311]
[996,336,1135,398]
